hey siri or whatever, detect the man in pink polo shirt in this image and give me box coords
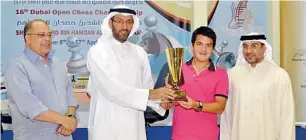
[158,26,229,140]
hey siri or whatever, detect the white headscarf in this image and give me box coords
[95,5,140,44]
[236,32,276,65]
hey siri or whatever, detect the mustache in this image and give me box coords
[40,42,51,45]
[119,29,129,32]
[40,40,51,46]
[246,53,254,56]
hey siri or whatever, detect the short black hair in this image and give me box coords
[191,26,217,48]
[24,19,48,42]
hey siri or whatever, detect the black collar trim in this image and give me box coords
[186,57,215,71]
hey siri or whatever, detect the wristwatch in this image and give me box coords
[195,101,203,112]
[67,114,77,120]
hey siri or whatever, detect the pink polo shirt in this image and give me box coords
[172,60,229,140]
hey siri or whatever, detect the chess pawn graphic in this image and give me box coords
[211,41,236,69]
[66,36,88,74]
[138,15,173,56]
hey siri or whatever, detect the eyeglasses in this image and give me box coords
[112,19,134,26]
[27,33,53,38]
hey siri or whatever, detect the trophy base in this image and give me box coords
[172,89,187,102]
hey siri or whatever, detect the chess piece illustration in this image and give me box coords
[211,40,236,69]
[66,36,88,74]
[139,15,173,56]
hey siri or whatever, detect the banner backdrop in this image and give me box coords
[0,0,193,128]
[1,0,270,129]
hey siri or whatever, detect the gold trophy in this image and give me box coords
[165,48,187,102]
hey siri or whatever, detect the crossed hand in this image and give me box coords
[56,115,77,136]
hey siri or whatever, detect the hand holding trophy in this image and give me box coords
[165,48,187,102]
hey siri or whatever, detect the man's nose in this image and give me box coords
[246,47,252,53]
[201,46,208,51]
[42,36,52,44]
[121,23,128,29]
[44,37,51,42]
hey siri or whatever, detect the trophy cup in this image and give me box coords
[165,48,187,102]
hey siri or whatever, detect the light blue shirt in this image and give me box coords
[4,48,78,140]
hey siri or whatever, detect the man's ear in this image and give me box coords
[25,35,30,44]
[263,44,267,52]
[108,19,113,29]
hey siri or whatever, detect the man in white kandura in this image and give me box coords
[220,33,295,140]
[86,5,176,140]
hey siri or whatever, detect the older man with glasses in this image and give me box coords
[4,19,78,140]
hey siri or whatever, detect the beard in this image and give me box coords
[112,25,131,43]
[244,56,264,65]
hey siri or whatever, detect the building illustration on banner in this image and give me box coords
[228,0,248,29]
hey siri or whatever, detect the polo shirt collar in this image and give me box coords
[186,57,216,71]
